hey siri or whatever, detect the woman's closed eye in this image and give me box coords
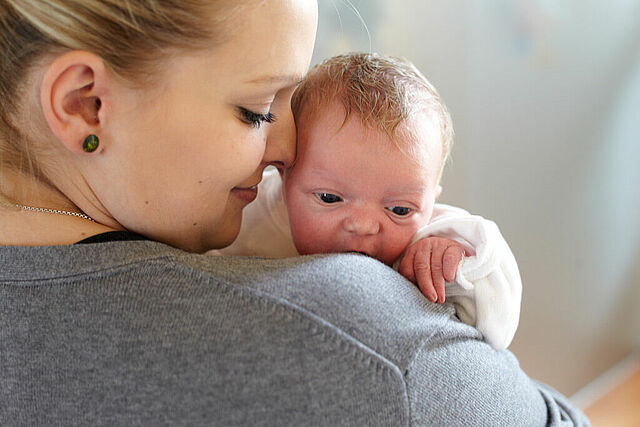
[238,107,276,128]
[314,192,343,204]
[386,206,412,216]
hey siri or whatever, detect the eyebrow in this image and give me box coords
[245,75,303,84]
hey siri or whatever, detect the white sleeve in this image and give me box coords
[402,203,522,350]
[208,169,299,258]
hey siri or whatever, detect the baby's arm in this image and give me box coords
[397,204,522,350]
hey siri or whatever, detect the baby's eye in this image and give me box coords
[387,206,412,216]
[314,192,343,204]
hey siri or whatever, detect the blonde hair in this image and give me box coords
[291,52,454,181]
[0,0,240,177]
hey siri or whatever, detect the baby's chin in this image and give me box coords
[294,243,347,258]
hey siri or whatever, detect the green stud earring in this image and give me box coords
[82,134,99,153]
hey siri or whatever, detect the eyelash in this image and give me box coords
[238,107,276,128]
[314,192,342,204]
[386,206,413,217]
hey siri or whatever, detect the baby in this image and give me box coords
[215,53,522,350]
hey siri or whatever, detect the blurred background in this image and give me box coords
[314,0,640,401]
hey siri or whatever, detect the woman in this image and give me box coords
[0,1,587,425]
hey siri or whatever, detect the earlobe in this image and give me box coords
[435,185,443,199]
[40,51,110,155]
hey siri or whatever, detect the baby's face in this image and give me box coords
[283,102,443,266]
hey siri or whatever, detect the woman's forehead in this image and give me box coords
[211,0,317,78]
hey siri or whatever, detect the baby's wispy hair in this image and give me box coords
[291,52,454,181]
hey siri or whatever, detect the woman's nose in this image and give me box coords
[262,108,296,170]
[342,210,380,236]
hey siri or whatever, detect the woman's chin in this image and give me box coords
[202,218,242,252]
[154,222,239,254]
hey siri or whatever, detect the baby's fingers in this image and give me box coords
[442,244,464,283]
[398,247,417,283]
[429,246,446,304]
[414,255,438,303]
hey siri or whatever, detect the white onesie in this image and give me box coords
[214,169,522,350]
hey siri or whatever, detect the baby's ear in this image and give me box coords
[435,185,443,199]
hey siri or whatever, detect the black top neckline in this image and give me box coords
[75,230,149,244]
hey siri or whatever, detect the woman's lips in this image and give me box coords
[231,185,258,203]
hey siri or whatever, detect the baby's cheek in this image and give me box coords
[290,227,315,255]
[380,232,415,265]
[288,213,322,254]
[290,217,345,256]
[291,226,337,255]
[378,245,405,266]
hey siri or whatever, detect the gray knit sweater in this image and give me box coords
[0,237,588,426]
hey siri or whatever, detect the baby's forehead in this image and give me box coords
[393,114,444,167]
[298,107,443,169]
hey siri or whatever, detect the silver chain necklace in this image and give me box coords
[2,201,95,222]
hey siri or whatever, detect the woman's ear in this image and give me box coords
[40,50,111,155]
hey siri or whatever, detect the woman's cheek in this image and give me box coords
[243,135,268,172]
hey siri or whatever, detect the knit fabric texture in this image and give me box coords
[0,239,589,426]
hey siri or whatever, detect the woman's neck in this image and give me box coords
[0,166,89,216]
[0,167,114,246]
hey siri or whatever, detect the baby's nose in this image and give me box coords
[342,212,380,236]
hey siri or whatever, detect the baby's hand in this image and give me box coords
[398,237,465,304]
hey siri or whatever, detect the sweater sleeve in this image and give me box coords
[406,322,590,426]
[400,203,523,350]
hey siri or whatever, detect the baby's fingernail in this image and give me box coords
[429,293,437,302]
